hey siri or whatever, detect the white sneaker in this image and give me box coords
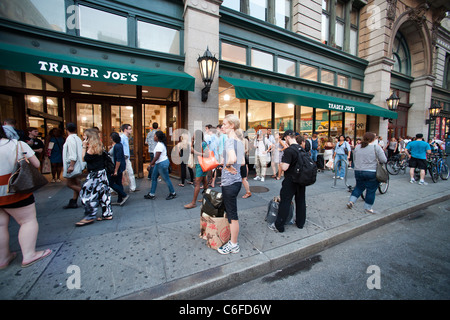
[261,177,265,182]
[410,179,416,184]
[217,241,240,254]
[418,180,428,186]
[253,176,261,181]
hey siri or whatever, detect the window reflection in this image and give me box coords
[275,103,294,133]
[79,5,127,46]
[137,21,180,55]
[0,0,66,32]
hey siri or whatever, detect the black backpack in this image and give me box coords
[291,145,317,186]
[103,151,115,175]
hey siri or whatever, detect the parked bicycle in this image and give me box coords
[386,152,408,175]
[413,155,441,183]
[430,153,449,181]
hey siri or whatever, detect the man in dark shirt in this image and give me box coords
[25,127,44,161]
[269,130,307,233]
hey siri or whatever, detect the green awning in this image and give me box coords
[0,43,195,91]
[222,76,397,119]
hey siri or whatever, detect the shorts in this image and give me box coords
[409,157,427,170]
[0,194,35,209]
[221,182,242,223]
[240,164,247,178]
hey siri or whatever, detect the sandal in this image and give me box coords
[178,184,185,187]
[75,219,94,227]
[21,249,52,268]
[184,203,197,209]
[242,192,252,199]
[96,216,113,221]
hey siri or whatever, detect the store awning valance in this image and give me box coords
[0,43,195,91]
[221,76,397,119]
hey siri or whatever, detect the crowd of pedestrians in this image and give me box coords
[1,115,448,263]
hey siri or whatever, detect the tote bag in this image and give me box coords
[197,151,219,172]
[8,141,48,194]
[374,145,388,183]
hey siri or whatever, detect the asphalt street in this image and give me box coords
[207,199,450,300]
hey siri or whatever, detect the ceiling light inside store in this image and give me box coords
[82,84,91,88]
[142,90,149,93]
[47,99,54,105]
[288,103,294,108]
[224,94,230,101]
[30,97,40,103]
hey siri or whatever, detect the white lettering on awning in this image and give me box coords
[37,60,138,82]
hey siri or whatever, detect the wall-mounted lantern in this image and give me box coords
[197,47,218,102]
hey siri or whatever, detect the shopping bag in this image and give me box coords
[200,212,230,250]
[325,159,334,170]
[197,151,219,172]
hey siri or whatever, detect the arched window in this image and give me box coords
[392,33,411,75]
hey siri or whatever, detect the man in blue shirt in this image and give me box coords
[405,133,431,185]
[120,124,138,192]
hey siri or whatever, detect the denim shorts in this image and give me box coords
[221,182,242,223]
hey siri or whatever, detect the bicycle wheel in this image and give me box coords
[378,176,389,194]
[440,162,449,180]
[386,160,399,175]
[429,163,439,183]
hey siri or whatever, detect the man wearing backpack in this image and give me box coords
[269,130,307,233]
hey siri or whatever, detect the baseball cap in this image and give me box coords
[283,130,295,139]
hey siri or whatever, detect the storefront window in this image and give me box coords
[274,103,294,133]
[251,49,273,71]
[299,106,313,134]
[26,74,43,90]
[0,0,66,32]
[79,5,127,46]
[248,100,271,132]
[321,69,335,86]
[221,42,247,65]
[78,103,102,135]
[344,113,355,141]
[137,21,180,55]
[314,109,329,135]
[277,57,296,76]
[0,94,14,120]
[143,104,167,160]
[218,85,246,129]
[300,64,318,82]
[356,114,367,141]
[46,97,59,116]
[337,74,348,89]
[26,95,43,112]
[330,110,343,137]
[351,78,362,92]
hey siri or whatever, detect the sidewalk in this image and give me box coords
[1,167,449,300]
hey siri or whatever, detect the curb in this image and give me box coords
[120,191,450,300]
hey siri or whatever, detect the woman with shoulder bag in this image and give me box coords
[75,129,113,226]
[0,126,52,269]
[217,114,244,255]
[347,132,387,214]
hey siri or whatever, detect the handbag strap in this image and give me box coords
[374,145,380,163]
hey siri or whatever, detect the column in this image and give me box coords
[184,0,222,133]
[364,56,394,138]
[408,75,435,138]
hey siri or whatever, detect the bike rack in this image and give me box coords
[332,158,351,189]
